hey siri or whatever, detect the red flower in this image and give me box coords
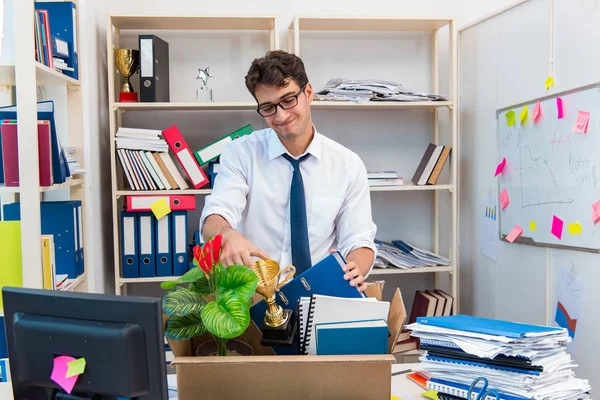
[211,234,223,266]
[193,234,223,276]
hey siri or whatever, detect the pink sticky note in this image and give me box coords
[51,356,78,395]
[573,111,590,133]
[533,101,541,122]
[494,157,506,177]
[551,215,564,240]
[592,200,600,223]
[499,189,510,209]
[506,225,523,243]
[557,97,564,119]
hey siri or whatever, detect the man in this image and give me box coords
[200,50,377,292]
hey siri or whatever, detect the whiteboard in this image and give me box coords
[497,83,600,251]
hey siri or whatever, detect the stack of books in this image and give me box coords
[373,239,449,270]
[64,147,85,175]
[367,171,404,187]
[314,79,447,103]
[406,315,591,400]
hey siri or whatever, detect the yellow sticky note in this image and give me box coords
[391,396,402,400]
[530,220,537,232]
[150,199,171,220]
[568,221,582,236]
[0,221,22,309]
[520,105,528,124]
[422,390,440,400]
[545,75,554,90]
[66,358,86,378]
[506,110,516,126]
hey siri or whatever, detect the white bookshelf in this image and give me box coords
[0,1,89,293]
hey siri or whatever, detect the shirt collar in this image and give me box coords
[267,125,323,162]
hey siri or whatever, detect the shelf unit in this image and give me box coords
[0,1,89,293]
[107,15,278,295]
[289,16,459,310]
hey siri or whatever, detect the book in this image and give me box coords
[411,143,444,185]
[427,146,451,184]
[315,319,388,355]
[367,171,398,179]
[409,291,438,324]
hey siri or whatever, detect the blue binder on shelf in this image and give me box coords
[0,101,70,184]
[249,251,365,355]
[137,212,156,278]
[3,201,79,278]
[120,211,139,278]
[171,211,188,276]
[155,213,173,276]
[34,1,78,80]
[76,202,84,276]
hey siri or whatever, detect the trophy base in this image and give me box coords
[119,92,138,102]
[260,309,297,347]
[196,87,213,102]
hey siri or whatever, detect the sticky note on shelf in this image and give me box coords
[51,356,78,395]
[533,101,541,122]
[421,390,440,400]
[568,222,582,236]
[592,200,600,223]
[494,157,506,177]
[499,188,510,209]
[66,358,86,378]
[150,199,171,220]
[573,111,590,133]
[520,105,529,124]
[530,220,537,232]
[545,75,554,90]
[557,97,564,119]
[551,215,564,240]
[506,110,516,126]
[506,225,523,243]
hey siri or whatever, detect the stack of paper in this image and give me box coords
[406,315,591,400]
[374,239,449,270]
[315,78,447,103]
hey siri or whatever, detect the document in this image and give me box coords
[554,266,586,355]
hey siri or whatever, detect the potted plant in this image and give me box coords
[160,233,259,356]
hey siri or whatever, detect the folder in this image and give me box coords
[163,125,209,189]
[139,34,170,102]
[126,194,196,212]
[315,319,389,355]
[76,202,84,276]
[138,212,156,277]
[193,124,253,166]
[171,211,189,276]
[208,161,219,186]
[120,211,139,278]
[155,211,173,276]
[0,221,22,309]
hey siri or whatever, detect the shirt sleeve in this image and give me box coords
[335,154,378,276]
[199,142,249,239]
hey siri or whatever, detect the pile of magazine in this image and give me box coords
[374,239,449,270]
[315,79,447,103]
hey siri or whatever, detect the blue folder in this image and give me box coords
[171,211,189,276]
[155,212,173,277]
[249,251,365,355]
[137,212,156,278]
[315,319,388,355]
[120,211,139,278]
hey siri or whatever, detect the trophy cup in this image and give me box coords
[251,259,297,346]
[196,67,214,102]
[114,49,140,102]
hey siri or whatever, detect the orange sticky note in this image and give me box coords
[499,188,510,209]
[520,105,529,124]
[533,101,541,122]
[506,225,523,243]
[551,215,564,240]
[592,200,600,223]
[506,110,516,126]
[494,157,506,177]
[150,199,171,220]
[573,111,590,133]
[545,75,554,90]
[557,97,564,119]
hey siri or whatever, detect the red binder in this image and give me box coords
[126,194,196,212]
[162,125,209,189]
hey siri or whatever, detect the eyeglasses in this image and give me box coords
[256,84,307,117]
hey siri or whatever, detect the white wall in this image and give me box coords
[83,0,519,298]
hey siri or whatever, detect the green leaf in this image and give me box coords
[163,287,205,316]
[201,291,250,339]
[217,265,259,302]
[165,313,206,340]
[189,275,212,296]
[160,267,207,291]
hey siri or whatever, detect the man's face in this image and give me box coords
[255,80,314,141]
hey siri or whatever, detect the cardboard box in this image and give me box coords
[169,287,407,400]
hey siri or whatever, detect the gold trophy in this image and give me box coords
[251,259,297,346]
[114,49,139,102]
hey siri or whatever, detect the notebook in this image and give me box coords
[427,378,530,400]
[297,297,311,355]
[315,319,388,355]
[303,294,390,355]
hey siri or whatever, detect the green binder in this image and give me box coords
[194,124,253,166]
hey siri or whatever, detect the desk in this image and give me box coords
[0,363,424,399]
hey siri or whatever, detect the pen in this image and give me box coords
[391,369,412,376]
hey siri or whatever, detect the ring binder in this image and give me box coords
[301,295,317,355]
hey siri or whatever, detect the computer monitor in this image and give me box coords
[2,287,167,400]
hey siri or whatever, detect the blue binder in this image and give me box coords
[249,251,365,355]
[315,319,388,355]
[34,1,78,80]
[76,202,84,276]
[155,213,173,276]
[137,212,156,277]
[120,211,139,278]
[171,211,188,276]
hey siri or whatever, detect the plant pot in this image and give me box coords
[195,339,254,356]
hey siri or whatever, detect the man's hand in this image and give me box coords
[330,249,367,292]
[220,229,269,267]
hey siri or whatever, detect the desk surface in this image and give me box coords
[0,363,423,399]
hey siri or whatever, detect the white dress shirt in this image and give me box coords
[199,126,377,274]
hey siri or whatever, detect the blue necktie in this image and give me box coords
[283,153,312,274]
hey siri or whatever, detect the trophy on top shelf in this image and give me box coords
[114,49,140,102]
[196,67,214,102]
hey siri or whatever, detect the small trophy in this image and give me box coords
[196,67,214,102]
[114,49,140,102]
[251,259,297,346]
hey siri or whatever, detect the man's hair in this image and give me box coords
[245,50,309,98]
